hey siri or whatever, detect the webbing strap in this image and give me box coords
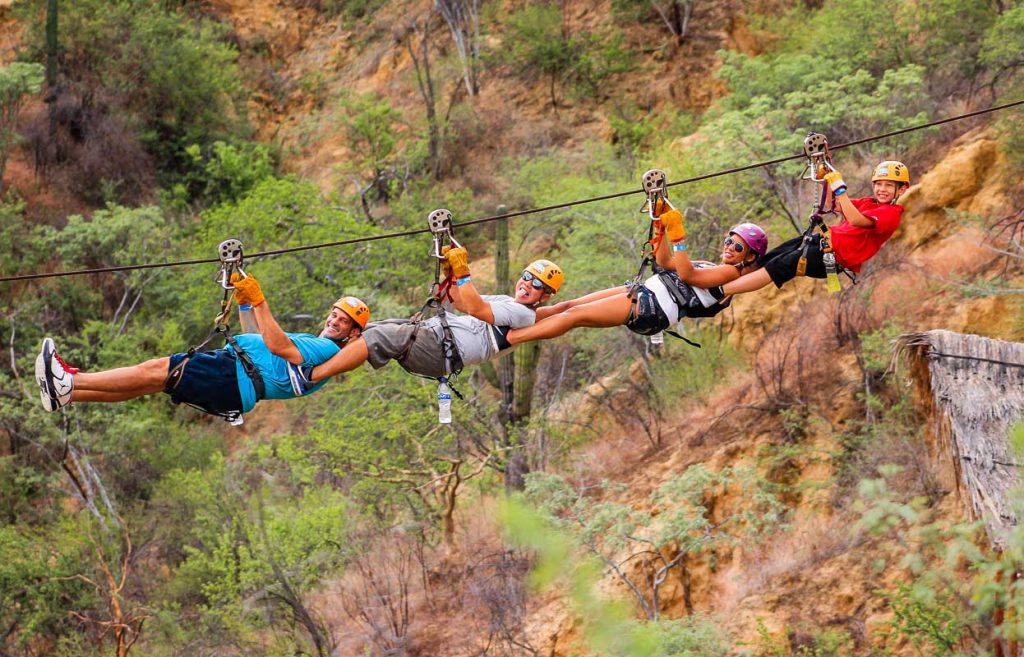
[224,333,266,401]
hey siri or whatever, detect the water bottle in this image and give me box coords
[823,252,842,294]
[650,332,664,345]
[437,378,452,424]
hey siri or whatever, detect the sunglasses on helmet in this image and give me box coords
[521,271,554,293]
[724,236,747,253]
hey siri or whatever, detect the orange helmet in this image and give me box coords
[333,296,370,328]
[522,259,564,293]
[871,161,910,185]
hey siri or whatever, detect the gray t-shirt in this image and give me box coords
[421,295,536,366]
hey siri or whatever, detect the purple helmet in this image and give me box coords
[729,223,768,258]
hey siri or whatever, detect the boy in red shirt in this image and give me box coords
[720,160,910,294]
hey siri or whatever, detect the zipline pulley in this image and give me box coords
[427,208,462,303]
[213,238,247,328]
[795,133,846,293]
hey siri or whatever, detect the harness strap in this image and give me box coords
[664,330,702,348]
[398,297,465,379]
[224,333,266,401]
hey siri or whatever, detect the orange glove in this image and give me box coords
[440,244,452,279]
[824,171,847,195]
[231,272,265,307]
[660,209,686,243]
[446,246,470,279]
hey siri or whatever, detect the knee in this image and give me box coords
[145,357,171,379]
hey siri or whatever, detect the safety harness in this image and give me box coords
[163,239,265,423]
[796,132,856,293]
[626,169,701,348]
[397,209,465,399]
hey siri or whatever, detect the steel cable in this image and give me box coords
[2,98,1022,284]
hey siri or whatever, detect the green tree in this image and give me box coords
[23,0,248,185]
[0,62,45,195]
[501,5,631,109]
[524,465,784,620]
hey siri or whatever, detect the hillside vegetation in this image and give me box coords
[1,0,1024,655]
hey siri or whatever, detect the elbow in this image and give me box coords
[265,338,290,357]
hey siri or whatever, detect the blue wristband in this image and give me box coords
[239,303,253,311]
[456,276,472,287]
[834,187,847,196]
[672,243,688,252]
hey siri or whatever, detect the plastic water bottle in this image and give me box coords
[437,378,452,424]
[650,332,664,345]
[823,252,842,294]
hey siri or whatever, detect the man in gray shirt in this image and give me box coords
[290,248,566,386]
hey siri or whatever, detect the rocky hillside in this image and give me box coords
[2,1,1023,655]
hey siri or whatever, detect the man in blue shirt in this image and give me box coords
[35,274,368,420]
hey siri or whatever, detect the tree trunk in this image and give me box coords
[45,0,58,127]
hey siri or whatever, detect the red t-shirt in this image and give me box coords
[830,197,903,272]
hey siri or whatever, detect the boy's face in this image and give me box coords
[514,274,552,306]
[872,180,904,204]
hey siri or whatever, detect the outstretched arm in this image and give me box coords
[536,285,627,319]
[720,268,772,296]
[232,274,304,364]
[660,208,741,287]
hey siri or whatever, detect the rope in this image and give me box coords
[3,98,1022,284]
[927,351,1024,371]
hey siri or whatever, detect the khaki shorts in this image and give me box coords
[361,319,448,378]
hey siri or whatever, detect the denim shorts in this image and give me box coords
[625,285,670,336]
[166,348,243,415]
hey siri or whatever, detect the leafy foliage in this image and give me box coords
[0,62,44,193]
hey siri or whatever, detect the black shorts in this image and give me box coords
[761,236,828,288]
[166,349,244,415]
[625,285,670,336]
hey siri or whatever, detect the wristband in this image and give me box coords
[834,187,847,197]
[456,276,472,287]
[672,243,688,252]
[238,304,253,311]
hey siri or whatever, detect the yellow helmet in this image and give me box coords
[871,160,910,185]
[523,259,564,293]
[333,296,370,328]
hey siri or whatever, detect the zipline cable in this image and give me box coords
[3,98,1023,284]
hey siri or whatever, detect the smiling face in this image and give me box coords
[514,273,553,306]
[320,307,359,342]
[719,233,754,266]
[872,180,905,204]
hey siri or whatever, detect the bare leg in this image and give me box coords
[310,337,369,383]
[508,293,633,345]
[74,357,169,396]
[721,268,773,295]
[73,390,159,403]
[563,285,629,306]
[540,285,630,319]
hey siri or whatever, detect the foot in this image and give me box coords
[41,338,75,410]
[35,346,56,412]
[286,363,316,396]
